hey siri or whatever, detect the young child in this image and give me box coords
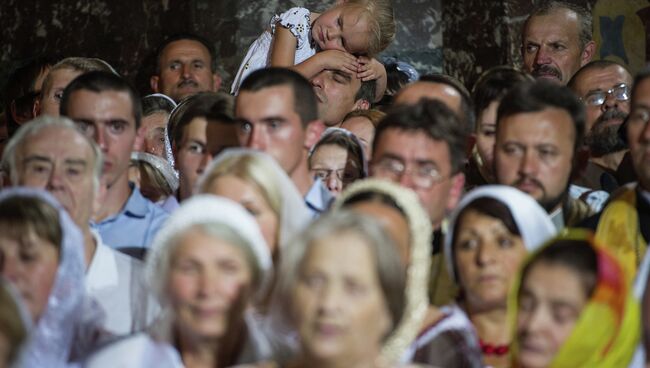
[231,0,395,100]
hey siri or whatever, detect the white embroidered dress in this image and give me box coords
[231,7,316,94]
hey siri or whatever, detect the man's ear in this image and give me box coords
[132,126,146,152]
[304,119,325,150]
[212,73,222,92]
[32,98,41,118]
[353,99,370,111]
[580,41,596,66]
[446,172,466,212]
[150,75,160,93]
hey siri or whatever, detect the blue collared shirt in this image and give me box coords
[92,185,169,250]
[304,178,334,218]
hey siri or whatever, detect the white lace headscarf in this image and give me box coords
[443,185,557,282]
[145,194,273,308]
[197,148,312,252]
[0,188,86,368]
[332,178,432,364]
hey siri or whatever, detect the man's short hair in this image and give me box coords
[2,115,103,189]
[373,98,468,173]
[59,71,142,128]
[154,33,217,74]
[238,67,318,127]
[524,1,593,49]
[355,79,377,105]
[419,73,475,132]
[167,91,234,148]
[497,80,586,153]
[567,60,631,91]
[471,66,533,132]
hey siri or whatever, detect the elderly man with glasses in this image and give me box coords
[370,98,467,306]
[569,60,635,192]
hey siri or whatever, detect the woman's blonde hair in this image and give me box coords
[345,0,395,56]
[0,280,28,366]
[199,154,282,243]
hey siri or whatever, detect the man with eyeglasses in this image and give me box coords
[569,60,634,192]
[59,71,168,255]
[370,99,467,305]
[580,68,650,279]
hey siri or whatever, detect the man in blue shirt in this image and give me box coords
[60,71,168,256]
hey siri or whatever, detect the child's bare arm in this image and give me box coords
[270,26,298,67]
[357,57,387,102]
[291,50,358,80]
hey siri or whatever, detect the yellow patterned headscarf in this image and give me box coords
[509,229,640,367]
[595,186,647,277]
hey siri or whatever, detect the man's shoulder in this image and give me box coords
[126,187,170,221]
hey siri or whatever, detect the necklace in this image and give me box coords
[479,339,509,356]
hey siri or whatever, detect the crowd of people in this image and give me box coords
[0,0,649,367]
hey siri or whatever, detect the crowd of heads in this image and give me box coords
[0,0,650,367]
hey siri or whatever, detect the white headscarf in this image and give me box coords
[130,151,180,192]
[0,188,86,368]
[332,178,432,364]
[443,185,557,281]
[197,148,312,251]
[145,194,273,305]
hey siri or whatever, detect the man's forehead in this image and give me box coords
[236,86,297,117]
[375,128,450,160]
[23,126,92,156]
[525,9,580,42]
[68,89,134,118]
[499,108,575,140]
[577,66,632,93]
[162,39,211,61]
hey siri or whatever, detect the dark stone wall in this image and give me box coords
[1,0,647,100]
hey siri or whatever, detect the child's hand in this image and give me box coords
[357,56,386,81]
[319,50,359,74]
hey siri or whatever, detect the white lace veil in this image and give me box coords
[332,178,432,364]
[0,188,86,368]
[443,185,557,281]
[197,148,312,251]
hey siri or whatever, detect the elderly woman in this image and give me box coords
[198,148,311,259]
[511,230,639,367]
[266,210,421,367]
[335,179,482,367]
[444,185,556,367]
[141,93,177,158]
[85,195,274,367]
[308,128,367,196]
[339,109,386,156]
[130,151,180,212]
[0,188,87,367]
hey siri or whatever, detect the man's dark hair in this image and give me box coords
[154,33,217,74]
[373,98,468,173]
[471,66,533,132]
[419,73,475,133]
[237,67,318,127]
[568,60,631,91]
[524,1,593,49]
[3,56,57,136]
[355,79,377,105]
[497,80,586,154]
[60,71,142,128]
[167,92,234,147]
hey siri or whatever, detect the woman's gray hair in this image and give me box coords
[1,115,103,191]
[271,210,406,341]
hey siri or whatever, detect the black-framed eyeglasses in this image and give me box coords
[371,158,446,189]
[582,83,629,106]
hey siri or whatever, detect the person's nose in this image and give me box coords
[475,241,495,266]
[398,169,417,190]
[181,63,192,79]
[518,150,538,177]
[326,173,342,193]
[1,256,20,284]
[198,152,212,174]
[46,164,66,192]
[317,283,342,316]
[247,125,267,151]
[94,126,108,152]
[534,46,552,65]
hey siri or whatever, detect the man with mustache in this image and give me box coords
[569,60,635,192]
[494,80,594,230]
[521,1,595,85]
[150,34,222,102]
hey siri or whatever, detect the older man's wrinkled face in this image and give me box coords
[311,69,362,127]
[572,65,632,156]
[627,78,650,191]
[522,8,591,85]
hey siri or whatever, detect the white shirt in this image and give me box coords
[86,231,160,335]
[84,333,183,368]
